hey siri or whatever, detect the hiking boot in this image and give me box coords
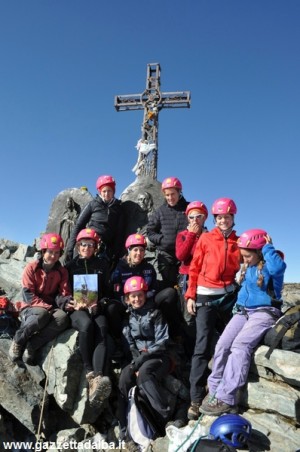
[23,344,36,365]
[8,339,24,362]
[87,372,112,404]
[187,402,201,420]
[201,393,213,406]
[199,396,237,416]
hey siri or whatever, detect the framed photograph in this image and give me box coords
[73,274,98,308]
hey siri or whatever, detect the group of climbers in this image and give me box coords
[7,173,286,447]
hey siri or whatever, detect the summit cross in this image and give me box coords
[114,63,191,179]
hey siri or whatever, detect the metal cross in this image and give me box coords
[115,63,191,179]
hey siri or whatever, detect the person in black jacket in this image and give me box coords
[146,176,189,291]
[65,175,125,267]
[65,228,119,406]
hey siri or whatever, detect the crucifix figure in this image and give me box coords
[115,63,191,179]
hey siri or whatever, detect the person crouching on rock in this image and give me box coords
[117,276,171,443]
[9,233,71,365]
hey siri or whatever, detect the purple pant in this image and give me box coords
[208,307,280,405]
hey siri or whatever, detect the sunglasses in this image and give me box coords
[188,214,205,220]
[79,242,95,248]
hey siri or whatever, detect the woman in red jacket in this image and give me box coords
[185,198,241,421]
[176,201,208,356]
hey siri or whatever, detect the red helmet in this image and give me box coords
[76,228,100,244]
[161,177,182,191]
[125,233,147,249]
[185,201,208,219]
[124,276,148,294]
[212,198,237,215]
[40,233,64,250]
[96,175,116,192]
[237,229,268,249]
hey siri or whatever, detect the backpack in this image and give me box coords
[264,302,300,359]
[127,386,162,450]
[0,296,19,339]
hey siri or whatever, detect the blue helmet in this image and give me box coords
[209,414,252,448]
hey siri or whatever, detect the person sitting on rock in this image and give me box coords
[9,233,71,365]
[117,276,171,445]
[199,229,286,416]
[64,228,114,406]
[111,233,183,342]
[65,175,125,269]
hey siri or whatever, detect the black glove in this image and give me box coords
[132,352,149,371]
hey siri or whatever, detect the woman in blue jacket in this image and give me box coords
[199,229,286,416]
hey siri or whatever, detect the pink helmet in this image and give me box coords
[96,175,116,192]
[76,228,100,244]
[237,229,268,249]
[125,233,147,249]
[40,233,64,250]
[186,201,208,219]
[161,177,182,191]
[124,276,148,294]
[212,198,237,215]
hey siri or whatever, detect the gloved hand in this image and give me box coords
[132,351,149,370]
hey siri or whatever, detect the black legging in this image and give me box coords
[100,299,127,339]
[70,310,108,375]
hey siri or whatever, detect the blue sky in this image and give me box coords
[0,1,299,282]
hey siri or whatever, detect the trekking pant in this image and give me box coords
[177,274,196,357]
[156,250,179,290]
[208,307,281,405]
[15,307,69,350]
[118,356,171,431]
[189,294,231,403]
[100,298,127,339]
[70,310,108,375]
